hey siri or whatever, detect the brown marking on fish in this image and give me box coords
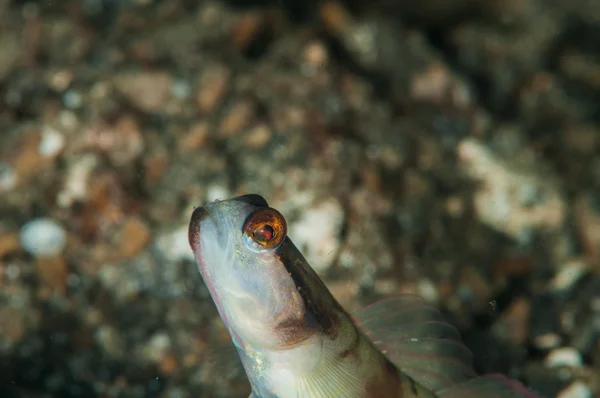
[275,237,347,340]
[273,314,314,347]
[338,326,361,360]
[188,207,207,250]
[363,357,404,398]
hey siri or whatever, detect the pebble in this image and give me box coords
[155,225,195,263]
[57,154,98,208]
[179,122,210,153]
[206,184,229,202]
[493,297,530,346]
[0,232,20,258]
[410,63,452,104]
[557,381,592,398]
[458,138,565,242]
[117,217,152,258]
[95,325,125,358]
[39,125,66,158]
[534,333,562,350]
[288,198,344,273]
[416,278,439,303]
[143,332,171,363]
[113,71,172,113]
[545,347,583,368]
[195,64,230,114]
[20,218,67,257]
[551,260,588,292]
[36,255,68,295]
[0,162,17,192]
[218,100,254,138]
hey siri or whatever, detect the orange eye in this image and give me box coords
[243,208,287,248]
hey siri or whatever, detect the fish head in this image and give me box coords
[188,194,312,351]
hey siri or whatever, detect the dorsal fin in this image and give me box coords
[353,295,477,392]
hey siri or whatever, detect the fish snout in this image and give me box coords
[188,206,208,250]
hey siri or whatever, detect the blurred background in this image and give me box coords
[1,0,599,397]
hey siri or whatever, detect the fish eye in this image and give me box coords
[253,224,275,243]
[242,208,287,249]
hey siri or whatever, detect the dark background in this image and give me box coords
[0,0,599,397]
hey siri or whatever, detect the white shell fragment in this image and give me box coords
[545,347,583,368]
[288,198,344,272]
[457,138,565,243]
[20,218,67,257]
[39,125,66,158]
[557,381,592,398]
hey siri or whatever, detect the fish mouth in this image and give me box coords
[188,206,209,251]
[188,195,269,251]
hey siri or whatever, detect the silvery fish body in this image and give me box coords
[188,194,538,398]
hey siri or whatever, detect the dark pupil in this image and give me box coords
[253,224,275,243]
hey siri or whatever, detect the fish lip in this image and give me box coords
[188,204,225,252]
[188,206,209,251]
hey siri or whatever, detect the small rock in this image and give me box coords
[206,184,230,202]
[493,297,530,346]
[179,121,211,153]
[113,70,172,113]
[417,278,439,304]
[196,64,230,114]
[14,131,50,186]
[56,153,98,208]
[545,347,583,368]
[20,218,67,257]
[0,162,17,192]
[288,198,344,273]
[551,260,588,292]
[108,116,145,166]
[231,12,264,52]
[556,381,592,398]
[243,124,272,149]
[36,255,68,295]
[143,153,170,183]
[95,325,125,358]
[0,231,19,258]
[39,125,66,158]
[143,332,171,363]
[117,217,151,258]
[458,138,565,242]
[155,225,195,264]
[533,333,562,350]
[219,101,255,138]
[302,40,329,72]
[159,354,179,376]
[47,68,74,92]
[410,62,452,104]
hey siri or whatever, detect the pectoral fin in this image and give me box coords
[202,339,246,382]
[353,295,477,392]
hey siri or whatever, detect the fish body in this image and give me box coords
[188,194,538,398]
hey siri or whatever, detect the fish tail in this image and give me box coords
[436,374,542,398]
